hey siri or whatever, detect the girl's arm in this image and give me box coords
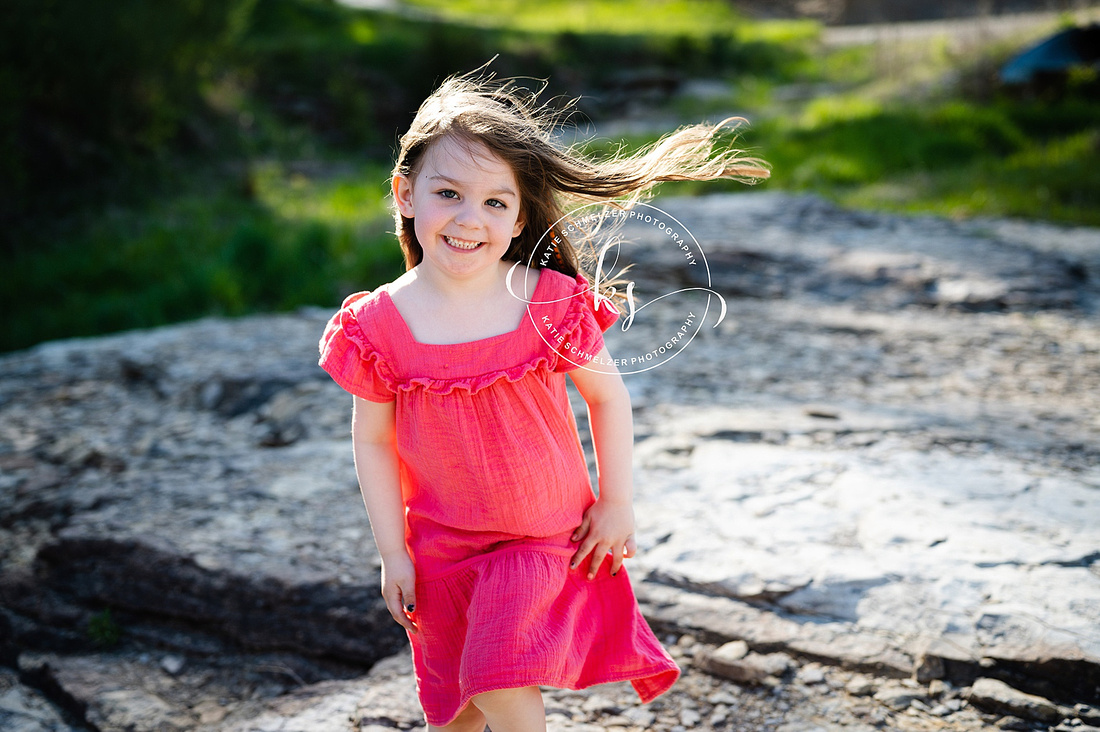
[567,344,638,580]
[351,396,417,633]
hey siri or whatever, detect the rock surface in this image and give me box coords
[2,192,1098,730]
[966,677,1066,723]
[0,667,77,732]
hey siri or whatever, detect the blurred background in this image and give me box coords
[3,0,1099,354]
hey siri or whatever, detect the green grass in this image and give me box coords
[5,0,1099,353]
[87,609,122,648]
[402,0,820,51]
[579,20,1100,226]
[612,92,1100,226]
[2,164,402,351]
[841,128,1100,224]
[405,0,742,35]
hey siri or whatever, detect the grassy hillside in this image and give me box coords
[3,0,1097,352]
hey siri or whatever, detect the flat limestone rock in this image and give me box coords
[967,677,1067,724]
[218,677,378,732]
[20,654,196,732]
[0,314,404,667]
[0,669,79,732]
[348,653,424,731]
[2,192,1098,722]
[631,414,1100,678]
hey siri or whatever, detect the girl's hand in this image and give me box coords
[570,498,637,580]
[380,551,418,633]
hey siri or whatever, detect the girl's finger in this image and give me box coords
[399,585,419,633]
[401,585,417,617]
[625,535,637,559]
[386,596,415,633]
[384,586,417,633]
[571,514,591,543]
[570,537,596,572]
[587,542,610,580]
[609,544,625,577]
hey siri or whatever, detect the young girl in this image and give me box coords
[319,72,768,732]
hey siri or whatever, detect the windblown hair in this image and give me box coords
[392,70,770,283]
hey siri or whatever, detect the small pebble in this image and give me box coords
[680,709,702,727]
[160,655,185,675]
[708,690,739,705]
[797,665,827,685]
[846,677,875,696]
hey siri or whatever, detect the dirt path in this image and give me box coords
[822,7,1100,46]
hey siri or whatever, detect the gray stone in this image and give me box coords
[796,664,827,685]
[87,688,190,731]
[20,653,195,731]
[0,313,403,669]
[679,708,702,726]
[622,706,656,727]
[2,191,1100,727]
[1077,704,1100,726]
[638,582,913,677]
[927,679,949,698]
[967,677,1065,723]
[160,654,185,675]
[581,695,620,714]
[873,682,926,711]
[710,640,749,663]
[0,669,77,732]
[698,646,791,685]
[913,652,945,682]
[242,655,414,732]
[845,677,875,697]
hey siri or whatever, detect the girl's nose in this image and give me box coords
[453,201,482,228]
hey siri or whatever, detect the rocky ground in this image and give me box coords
[1,192,1098,731]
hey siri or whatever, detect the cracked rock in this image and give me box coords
[967,677,1066,723]
[2,192,1098,729]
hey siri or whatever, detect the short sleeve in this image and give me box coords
[318,292,396,402]
[551,275,621,373]
[591,290,621,333]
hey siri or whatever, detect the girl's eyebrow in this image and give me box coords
[428,173,517,198]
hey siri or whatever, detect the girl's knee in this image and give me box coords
[470,685,541,709]
[430,703,486,732]
[469,687,546,732]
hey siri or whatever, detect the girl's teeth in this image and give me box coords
[446,236,480,250]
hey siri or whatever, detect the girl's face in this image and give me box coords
[393,135,525,282]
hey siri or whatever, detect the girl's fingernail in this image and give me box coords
[405,604,415,613]
[612,571,617,577]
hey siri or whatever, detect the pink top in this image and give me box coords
[319,269,619,554]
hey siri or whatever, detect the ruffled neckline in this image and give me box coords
[378,268,551,348]
[330,269,609,397]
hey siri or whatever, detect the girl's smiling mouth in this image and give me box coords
[444,235,483,251]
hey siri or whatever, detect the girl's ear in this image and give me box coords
[393,174,415,218]
[511,216,525,239]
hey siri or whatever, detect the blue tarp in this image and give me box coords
[1000,24,1100,84]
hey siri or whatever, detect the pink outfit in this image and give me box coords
[318,268,679,726]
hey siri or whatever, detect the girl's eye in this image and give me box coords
[486,199,505,209]
[438,189,458,199]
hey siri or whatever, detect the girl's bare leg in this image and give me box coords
[470,686,546,732]
[429,702,488,732]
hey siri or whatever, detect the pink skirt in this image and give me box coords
[407,529,680,726]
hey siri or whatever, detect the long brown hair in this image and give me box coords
[392,70,770,285]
